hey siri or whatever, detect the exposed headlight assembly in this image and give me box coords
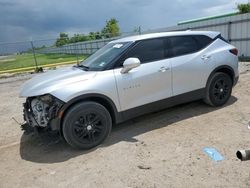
[23,95,64,128]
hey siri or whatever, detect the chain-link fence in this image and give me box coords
[37,31,140,55]
[1,12,250,74]
[0,31,140,73]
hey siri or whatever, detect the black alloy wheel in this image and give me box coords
[212,78,230,102]
[62,102,112,149]
[204,72,233,106]
[73,113,105,144]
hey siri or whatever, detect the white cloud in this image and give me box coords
[0,0,248,42]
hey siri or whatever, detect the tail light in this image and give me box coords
[229,48,238,56]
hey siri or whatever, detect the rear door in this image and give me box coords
[169,35,214,96]
[114,38,172,111]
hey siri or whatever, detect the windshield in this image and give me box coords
[78,41,132,71]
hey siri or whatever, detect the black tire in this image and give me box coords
[62,101,112,149]
[204,72,233,107]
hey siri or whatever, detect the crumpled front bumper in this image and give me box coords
[23,101,39,127]
[21,96,64,134]
[21,101,41,134]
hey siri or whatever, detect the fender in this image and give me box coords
[205,65,235,88]
[50,93,123,131]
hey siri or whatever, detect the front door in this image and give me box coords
[114,38,172,111]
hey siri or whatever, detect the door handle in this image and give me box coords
[158,66,169,72]
[201,55,211,60]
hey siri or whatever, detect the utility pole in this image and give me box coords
[139,26,141,35]
[30,40,38,70]
[75,43,79,65]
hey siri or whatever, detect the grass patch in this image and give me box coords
[0,53,86,71]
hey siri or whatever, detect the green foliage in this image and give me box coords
[95,32,102,39]
[88,32,103,40]
[88,32,96,40]
[54,18,121,46]
[55,33,69,47]
[69,34,89,43]
[101,18,120,38]
[237,3,250,14]
[0,53,85,71]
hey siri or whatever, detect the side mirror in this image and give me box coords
[121,58,140,74]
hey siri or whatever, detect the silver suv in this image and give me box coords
[20,31,239,149]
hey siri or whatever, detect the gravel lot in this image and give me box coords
[0,63,250,188]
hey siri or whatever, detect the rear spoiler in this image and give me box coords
[213,34,229,43]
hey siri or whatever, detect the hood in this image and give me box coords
[20,66,97,97]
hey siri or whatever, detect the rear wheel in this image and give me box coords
[204,72,232,107]
[62,101,112,149]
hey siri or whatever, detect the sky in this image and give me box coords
[0,0,248,43]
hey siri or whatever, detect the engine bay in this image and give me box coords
[23,95,64,129]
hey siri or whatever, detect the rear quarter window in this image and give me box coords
[193,35,213,49]
[168,35,213,57]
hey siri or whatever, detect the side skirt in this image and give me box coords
[118,88,205,123]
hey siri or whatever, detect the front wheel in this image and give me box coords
[204,72,233,107]
[62,101,112,149]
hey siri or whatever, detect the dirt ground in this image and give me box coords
[0,63,250,188]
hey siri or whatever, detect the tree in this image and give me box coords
[55,32,69,47]
[101,18,120,38]
[69,34,89,43]
[95,32,102,39]
[54,18,121,46]
[237,3,250,14]
[87,32,103,40]
[88,32,96,40]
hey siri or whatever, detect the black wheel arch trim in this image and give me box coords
[206,65,236,88]
[51,89,206,132]
[55,93,122,131]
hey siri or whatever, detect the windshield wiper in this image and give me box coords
[74,64,89,71]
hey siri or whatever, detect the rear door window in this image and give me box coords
[169,36,199,57]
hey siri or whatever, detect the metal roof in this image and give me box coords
[178,12,239,25]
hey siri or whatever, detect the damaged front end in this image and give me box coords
[22,94,64,134]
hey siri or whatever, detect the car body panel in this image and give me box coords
[20,67,121,111]
[114,58,172,111]
[19,66,97,97]
[171,38,239,96]
[51,69,121,111]
[171,40,216,95]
